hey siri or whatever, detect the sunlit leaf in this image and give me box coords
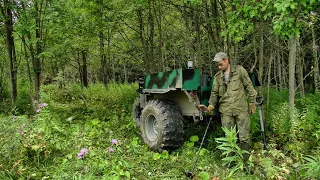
[190,135,199,142]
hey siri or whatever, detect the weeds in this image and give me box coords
[215,126,252,177]
[300,155,320,180]
[0,85,319,179]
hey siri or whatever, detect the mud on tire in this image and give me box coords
[140,99,184,151]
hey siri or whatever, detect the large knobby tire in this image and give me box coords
[140,100,184,151]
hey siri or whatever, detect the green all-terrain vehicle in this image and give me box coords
[132,64,260,152]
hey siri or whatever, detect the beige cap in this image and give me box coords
[213,52,228,62]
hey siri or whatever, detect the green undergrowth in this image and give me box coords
[0,84,319,179]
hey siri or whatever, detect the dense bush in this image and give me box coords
[266,92,320,158]
[14,84,34,115]
[41,83,137,121]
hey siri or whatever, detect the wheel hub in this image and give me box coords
[145,114,158,141]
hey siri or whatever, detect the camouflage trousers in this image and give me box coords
[221,113,250,143]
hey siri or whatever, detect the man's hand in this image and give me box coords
[199,104,214,115]
[199,104,214,112]
[208,104,214,112]
[199,104,208,112]
[249,103,256,114]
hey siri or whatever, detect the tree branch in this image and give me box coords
[295,68,315,91]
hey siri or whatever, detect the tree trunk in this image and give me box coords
[99,30,108,86]
[233,43,239,65]
[297,39,305,96]
[195,7,201,70]
[107,26,111,83]
[2,0,17,104]
[258,25,264,96]
[219,0,229,53]
[137,9,149,73]
[276,37,283,90]
[76,50,82,83]
[250,33,257,73]
[112,57,115,82]
[312,25,319,93]
[267,49,273,119]
[282,51,288,88]
[210,0,222,51]
[81,50,88,87]
[273,52,278,90]
[22,36,35,111]
[155,0,164,71]
[148,0,155,72]
[123,61,128,82]
[288,36,297,118]
[34,0,45,101]
[203,0,217,53]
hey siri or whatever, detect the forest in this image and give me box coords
[0,0,320,179]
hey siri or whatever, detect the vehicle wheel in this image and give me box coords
[140,99,184,151]
[132,98,142,127]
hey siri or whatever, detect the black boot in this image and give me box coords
[240,142,251,172]
[240,142,250,163]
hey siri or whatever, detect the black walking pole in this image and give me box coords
[256,96,267,150]
[185,115,213,179]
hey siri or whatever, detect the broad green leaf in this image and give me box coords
[161,150,169,159]
[199,148,208,156]
[131,138,138,146]
[153,153,161,160]
[198,172,210,180]
[289,3,296,10]
[186,141,194,148]
[190,135,199,142]
[91,118,100,125]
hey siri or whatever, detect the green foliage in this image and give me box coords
[184,135,199,147]
[0,94,11,115]
[215,126,250,177]
[296,93,320,147]
[14,83,34,115]
[254,144,292,179]
[267,92,320,158]
[184,0,202,5]
[272,0,320,38]
[0,78,9,103]
[41,82,137,121]
[153,150,169,160]
[198,171,210,180]
[300,155,320,179]
[1,84,320,179]
[0,115,29,179]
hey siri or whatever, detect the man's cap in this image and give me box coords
[213,52,228,62]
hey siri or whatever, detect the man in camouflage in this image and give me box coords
[200,52,257,165]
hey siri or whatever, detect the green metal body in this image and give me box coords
[144,69,200,90]
[142,68,212,107]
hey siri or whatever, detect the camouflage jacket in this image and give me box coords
[209,65,257,115]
